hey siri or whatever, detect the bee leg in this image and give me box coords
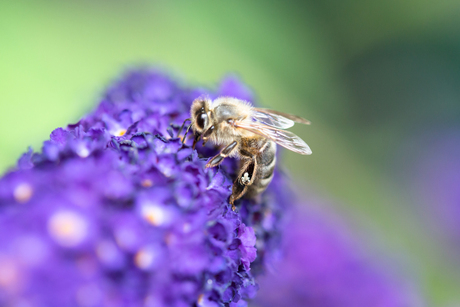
[192,133,202,150]
[205,141,238,168]
[237,157,257,186]
[176,118,193,145]
[181,124,193,145]
[176,118,191,137]
[229,158,257,211]
[229,181,248,211]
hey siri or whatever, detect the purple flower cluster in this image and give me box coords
[0,70,286,306]
[253,200,421,307]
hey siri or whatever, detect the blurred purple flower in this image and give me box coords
[402,130,460,247]
[253,200,421,307]
[0,69,287,307]
[0,68,421,307]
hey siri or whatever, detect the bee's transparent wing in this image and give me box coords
[252,108,311,128]
[251,109,295,129]
[235,121,312,155]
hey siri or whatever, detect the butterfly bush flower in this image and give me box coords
[253,199,422,307]
[0,71,287,307]
[405,131,460,247]
[0,69,422,307]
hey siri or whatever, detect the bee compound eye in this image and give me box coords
[196,113,208,129]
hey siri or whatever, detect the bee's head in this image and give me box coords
[191,97,212,133]
[190,97,217,149]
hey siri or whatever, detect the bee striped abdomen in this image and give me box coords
[246,140,276,198]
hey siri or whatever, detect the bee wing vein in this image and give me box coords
[252,108,311,127]
[235,122,312,155]
[251,109,294,129]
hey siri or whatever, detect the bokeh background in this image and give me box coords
[2,0,460,305]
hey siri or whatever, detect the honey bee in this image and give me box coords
[182,96,311,210]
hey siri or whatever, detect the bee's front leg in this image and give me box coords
[206,141,238,168]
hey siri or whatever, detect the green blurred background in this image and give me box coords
[2,0,460,305]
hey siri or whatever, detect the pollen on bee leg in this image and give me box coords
[241,172,251,185]
[13,183,33,203]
